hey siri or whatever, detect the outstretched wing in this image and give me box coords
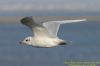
[20,16,51,37]
[43,19,86,36]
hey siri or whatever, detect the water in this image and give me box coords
[0,21,100,66]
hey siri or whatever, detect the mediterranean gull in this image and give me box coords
[20,16,86,48]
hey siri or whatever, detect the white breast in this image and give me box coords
[32,37,60,47]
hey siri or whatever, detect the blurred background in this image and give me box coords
[0,0,100,66]
[0,0,99,16]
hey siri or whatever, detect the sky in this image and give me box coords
[0,0,100,16]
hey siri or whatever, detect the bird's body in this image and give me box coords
[32,36,64,47]
[20,16,86,48]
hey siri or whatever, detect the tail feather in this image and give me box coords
[59,41,67,45]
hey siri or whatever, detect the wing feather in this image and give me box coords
[20,16,37,28]
[43,19,86,36]
[21,17,86,37]
[20,16,53,37]
[43,22,60,36]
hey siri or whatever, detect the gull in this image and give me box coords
[20,16,86,48]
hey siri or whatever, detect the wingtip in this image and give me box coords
[75,19,87,22]
[79,19,87,22]
[20,16,33,24]
[82,19,87,21]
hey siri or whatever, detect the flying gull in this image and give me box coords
[20,16,86,48]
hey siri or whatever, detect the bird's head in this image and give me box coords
[20,36,33,45]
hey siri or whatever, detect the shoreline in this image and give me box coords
[0,16,99,23]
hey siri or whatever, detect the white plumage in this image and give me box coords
[20,16,86,48]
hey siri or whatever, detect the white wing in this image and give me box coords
[43,19,86,36]
[20,16,52,37]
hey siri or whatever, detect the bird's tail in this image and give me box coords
[59,40,72,45]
